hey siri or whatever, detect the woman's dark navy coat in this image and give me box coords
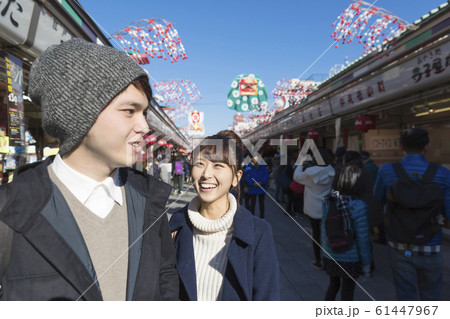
[169,204,280,301]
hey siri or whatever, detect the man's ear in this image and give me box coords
[232,170,243,187]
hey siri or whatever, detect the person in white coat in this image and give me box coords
[294,148,335,269]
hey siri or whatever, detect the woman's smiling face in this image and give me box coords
[191,153,241,205]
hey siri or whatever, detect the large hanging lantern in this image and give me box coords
[158,139,167,147]
[146,134,157,145]
[167,143,174,149]
[355,116,376,132]
[308,129,320,139]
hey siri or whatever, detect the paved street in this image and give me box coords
[165,184,450,301]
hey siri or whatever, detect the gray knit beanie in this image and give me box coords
[29,38,149,155]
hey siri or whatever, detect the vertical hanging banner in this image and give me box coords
[5,53,25,146]
[189,110,205,136]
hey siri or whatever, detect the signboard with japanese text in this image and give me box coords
[29,6,73,57]
[330,40,450,115]
[0,0,35,46]
[364,129,400,151]
[364,129,403,166]
[5,53,25,146]
[0,1,75,58]
[0,136,9,153]
[248,98,333,142]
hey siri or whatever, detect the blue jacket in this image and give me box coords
[169,204,280,301]
[244,163,269,195]
[373,154,450,246]
[321,199,372,266]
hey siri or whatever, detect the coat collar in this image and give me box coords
[0,157,102,300]
[0,157,54,231]
[0,158,172,301]
[171,203,254,300]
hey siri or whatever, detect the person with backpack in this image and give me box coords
[321,165,372,301]
[374,128,450,301]
[172,156,185,194]
[333,151,383,250]
[294,148,335,270]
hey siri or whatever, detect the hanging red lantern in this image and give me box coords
[354,116,376,132]
[167,143,174,149]
[158,139,167,147]
[145,134,157,145]
[308,129,320,139]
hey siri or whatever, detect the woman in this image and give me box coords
[293,148,335,270]
[321,165,372,301]
[169,130,280,301]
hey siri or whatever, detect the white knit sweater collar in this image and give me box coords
[188,194,237,233]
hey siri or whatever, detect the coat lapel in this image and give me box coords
[0,157,102,301]
[175,219,197,301]
[224,208,253,300]
[124,168,173,300]
[23,214,102,300]
[170,208,197,301]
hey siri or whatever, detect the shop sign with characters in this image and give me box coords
[329,39,450,115]
[5,53,25,146]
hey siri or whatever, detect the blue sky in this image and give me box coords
[79,0,446,136]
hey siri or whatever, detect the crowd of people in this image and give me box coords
[256,128,449,301]
[0,39,449,302]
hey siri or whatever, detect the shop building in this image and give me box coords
[245,1,450,169]
[0,0,111,183]
[0,0,189,183]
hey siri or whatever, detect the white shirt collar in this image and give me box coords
[50,154,123,206]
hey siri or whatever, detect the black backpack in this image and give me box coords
[325,196,355,253]
[385,162,444,245]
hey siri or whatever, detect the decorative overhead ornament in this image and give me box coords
[111,18,187,64]
[166,143,174,149]
[189,110,205,136]
[331,1,413,55]
[227,74,268,112]
[152,79,202,122]
[272,79,320,109]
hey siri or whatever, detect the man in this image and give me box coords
[172,155,184,194]
[374,128,450,301]
[0,39,178,300]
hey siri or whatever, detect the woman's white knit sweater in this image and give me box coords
[187,193,236,301]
